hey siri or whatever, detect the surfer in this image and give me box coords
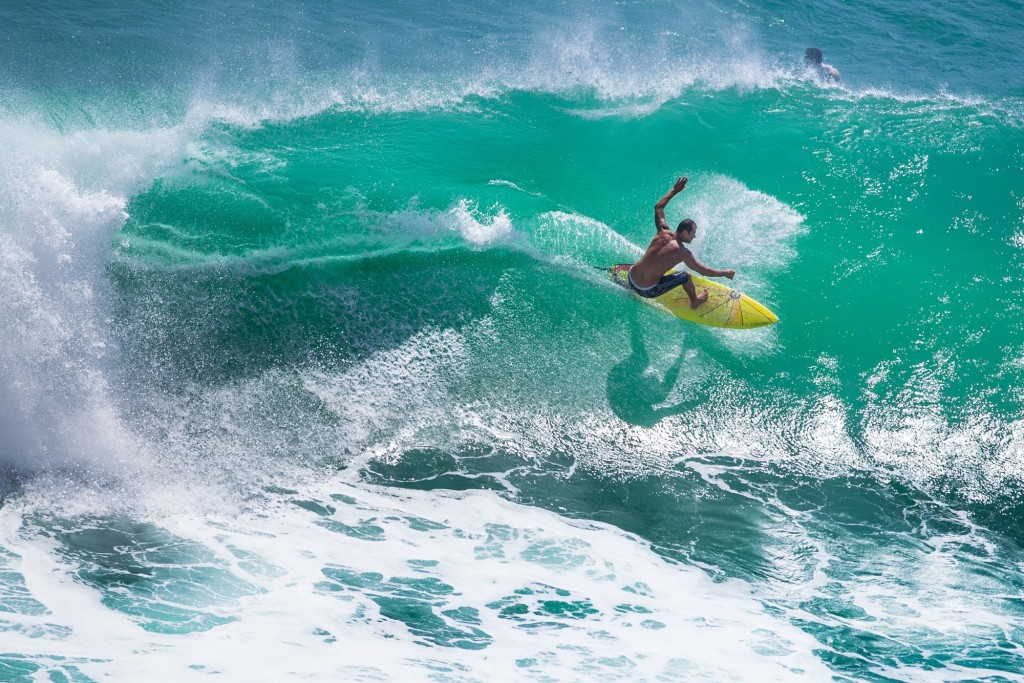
[627,177,735,309]
[804,47,841,82]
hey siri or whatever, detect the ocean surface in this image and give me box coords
[2,0,1023,680]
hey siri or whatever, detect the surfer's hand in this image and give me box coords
[673,177,688,192]
[722,269,736,279]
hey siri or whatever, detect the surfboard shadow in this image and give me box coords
[606,318,698,427]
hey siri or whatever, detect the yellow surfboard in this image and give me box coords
[608,264,778,329]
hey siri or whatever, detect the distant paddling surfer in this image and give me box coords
[627,177,735,309]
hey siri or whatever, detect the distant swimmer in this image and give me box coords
[627,177,736,309]
[804,47,841,82]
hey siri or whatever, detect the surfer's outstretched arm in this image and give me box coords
[680,248,735,279]
[654,176,687,232]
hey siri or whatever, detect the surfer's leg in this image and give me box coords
[634,271,707,306]
[677,273,708,309]
[644,271,688,297]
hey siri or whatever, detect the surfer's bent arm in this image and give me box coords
[681,249,736,280]
[654,176,688,232]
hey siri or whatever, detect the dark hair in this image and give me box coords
[677,219,696,233]
[804,47,823,65]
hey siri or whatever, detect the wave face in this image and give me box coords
[2,0,1024,680]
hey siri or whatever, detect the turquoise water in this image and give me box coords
[2,1,1024,680]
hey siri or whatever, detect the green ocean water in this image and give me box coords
[2,0,1024,680]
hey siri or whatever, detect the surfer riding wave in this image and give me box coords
[628,177,735,309]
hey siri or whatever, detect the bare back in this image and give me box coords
[630,230,690,288]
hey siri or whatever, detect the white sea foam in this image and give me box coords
[487,179,541,195]
[859,363,1024,500]
[1011,229,1024,249]
[448,199,516,246]
[680,175,805,278]
[530,210,643,268]
[2,446,1021,682]
[0,118,195,469]
[162,8,801,130]
[0,479,837,682]
[160,46,1006,133]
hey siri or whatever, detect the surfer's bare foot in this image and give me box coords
[689,289,708,309]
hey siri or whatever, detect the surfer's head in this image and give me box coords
[804,47,823,65]
[676,219,697,243]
